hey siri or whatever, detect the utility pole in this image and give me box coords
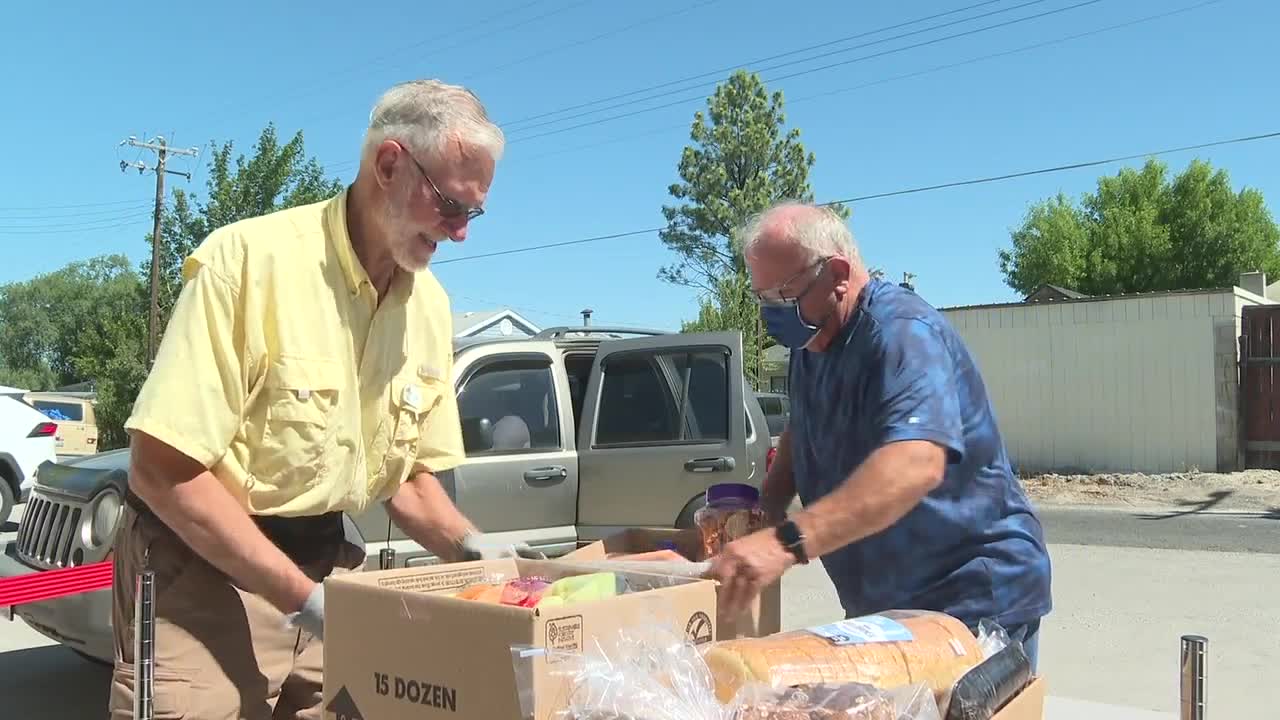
[119,135,199,367]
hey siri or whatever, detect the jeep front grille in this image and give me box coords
[16,495,83,569]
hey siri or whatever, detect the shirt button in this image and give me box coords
[403,385,421,406]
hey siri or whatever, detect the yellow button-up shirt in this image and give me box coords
[125,189,464,517]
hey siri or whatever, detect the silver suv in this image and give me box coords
[1,327,772,662]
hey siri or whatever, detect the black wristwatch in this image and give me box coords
[775,519,809,565]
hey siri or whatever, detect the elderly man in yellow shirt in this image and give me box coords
[107,79,528,720]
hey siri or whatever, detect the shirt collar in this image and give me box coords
[831,277,882,349]
[326,186,416,302]
[327,187,368,296]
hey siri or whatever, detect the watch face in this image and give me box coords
[777,520,801,545]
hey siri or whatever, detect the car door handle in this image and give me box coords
[684,456,736,473]
[523,466,568,483]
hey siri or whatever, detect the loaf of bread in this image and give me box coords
[702,610,982,707]
[736,683,896,720]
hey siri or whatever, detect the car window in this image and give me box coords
[595,349,728,446]
[758,396,781,415]
[456,357,561,455]
[32,400,83,422]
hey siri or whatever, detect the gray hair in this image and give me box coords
[363,79,505,166]
[739,201,860,267]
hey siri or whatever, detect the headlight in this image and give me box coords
[89,489,122,547]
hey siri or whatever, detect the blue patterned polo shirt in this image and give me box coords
[788,278,1052,629]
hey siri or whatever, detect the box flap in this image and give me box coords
[327,558,520,592]
[991,676,1046,720]
[566,528,705,562]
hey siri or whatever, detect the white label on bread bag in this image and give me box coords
[808,615,914,645]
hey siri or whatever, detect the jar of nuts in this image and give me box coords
[695,483,765,558]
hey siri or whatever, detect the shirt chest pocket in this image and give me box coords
[395,377,440,438]
[372,376,446,494]
[253,357,345,486]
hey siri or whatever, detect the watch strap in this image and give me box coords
[775,519,809,565]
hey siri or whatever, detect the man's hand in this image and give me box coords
[286,582,325,639]
[387,470,546,563]
[459,532,546,561]
[704,527,797,616]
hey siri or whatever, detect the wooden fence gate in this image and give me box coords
[1241,304,1280,468]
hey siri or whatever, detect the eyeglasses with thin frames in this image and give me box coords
[753,257,832,307]
[393,141,485,222]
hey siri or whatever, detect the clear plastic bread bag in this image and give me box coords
[943,619,1033,720]
[509,607,944,720]
[511,618,732,720]
[699,609,992,713]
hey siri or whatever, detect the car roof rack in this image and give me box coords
[533,326,669,340]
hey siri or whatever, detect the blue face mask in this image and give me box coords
[762,302,824,350]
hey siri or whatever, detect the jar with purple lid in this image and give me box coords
[694,482,765,558]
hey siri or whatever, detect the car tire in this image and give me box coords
[674,494,706,530]
[0,477,14,531]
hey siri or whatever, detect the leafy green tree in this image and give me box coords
[0,125,340,450]
[0,255,141,387]
[998,158,1280,296]
[85,123,346,448]
[149,123,345,322]
[0,255,147,448]
[661,70,848,387]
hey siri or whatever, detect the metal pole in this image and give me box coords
[1180,634,1207,720]
[379,548,396,570]
[134,570,156,720]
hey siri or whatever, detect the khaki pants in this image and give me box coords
[108,506,364,720]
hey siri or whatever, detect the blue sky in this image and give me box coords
[1,0,1275,331]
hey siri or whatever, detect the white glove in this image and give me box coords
[459,532,546,561]
[285,584,326,640]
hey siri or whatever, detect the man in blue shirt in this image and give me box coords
[707,202,1052,668]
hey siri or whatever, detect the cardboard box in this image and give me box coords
[322,557,719,720]
[993,675,1046,720]
[564,527,782,640]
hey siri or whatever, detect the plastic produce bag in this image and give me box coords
[453,571,638,609]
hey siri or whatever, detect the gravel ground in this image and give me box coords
[1021,469,1280,513]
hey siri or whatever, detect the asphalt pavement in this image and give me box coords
[0,503,1274,719]
[1038,505,1279,553]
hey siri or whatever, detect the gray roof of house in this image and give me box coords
[452,308,540,336]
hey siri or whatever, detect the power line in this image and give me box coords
[505,0,1065,135]
[0,198,152,212]
[507,0,1108,143]
[250,0,601,134]
[0,201,154,221]
[513,0,1221,163]
[823,131,1280,206]
[459,0,728,83]
[313,0,1114,174]
[433,128,1280,266]
[498,0,1010,128]
[0,218,152,236]
[0,211,155,231]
